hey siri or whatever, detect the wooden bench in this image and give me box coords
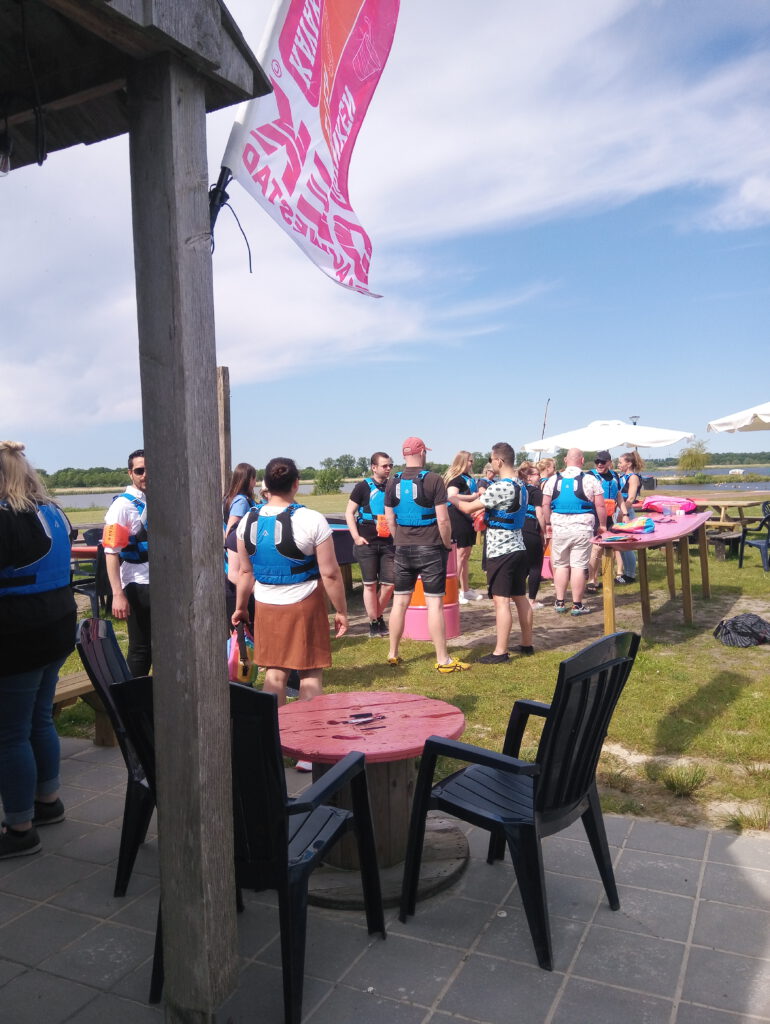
[53,671,116,747]
[707,530,743,561]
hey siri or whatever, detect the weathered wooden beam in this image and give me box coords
[127,52,237,1022]
[217,366,231,498]
[8,79,126,128]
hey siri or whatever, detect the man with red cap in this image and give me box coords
[384,437,471,673]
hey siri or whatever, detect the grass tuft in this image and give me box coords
[661,763,708,798]
[724,803,770,833]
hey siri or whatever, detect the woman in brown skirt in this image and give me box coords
[232,457,348,705]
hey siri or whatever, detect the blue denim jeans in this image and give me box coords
[0,656,65,825]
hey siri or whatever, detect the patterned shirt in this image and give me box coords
[480,479,526,557]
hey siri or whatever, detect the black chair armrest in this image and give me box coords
[288,751,365,813]
[503,699,551,757]
[423,735,540,776]
[742,515,770,538]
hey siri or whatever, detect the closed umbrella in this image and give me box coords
[707,402,770,433]
[523,419,694,454]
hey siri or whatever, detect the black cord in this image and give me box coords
[20,0,46,165]
[211,201,253,274]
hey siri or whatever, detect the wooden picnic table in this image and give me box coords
[595,510,713,634]
[691,498,761,526]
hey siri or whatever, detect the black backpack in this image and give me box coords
[713,613,770,648]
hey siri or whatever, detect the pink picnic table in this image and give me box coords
[594,510,713,633]
[279,691,465,869]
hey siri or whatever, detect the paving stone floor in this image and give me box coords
[0,738,768,1023]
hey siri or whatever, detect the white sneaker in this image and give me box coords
[458,592,470,605]
[463,589,484,602]
[295,760,313,772]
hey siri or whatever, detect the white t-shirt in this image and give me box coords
[103,485,149,587]
[543,467,602,529]
[237,504,332,605]
[480,479,526,557]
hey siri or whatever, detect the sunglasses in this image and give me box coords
[132,466,146,475]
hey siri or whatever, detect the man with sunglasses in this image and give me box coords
[586,451,629,593]
[345,452,395,637]
[103,449,151,674]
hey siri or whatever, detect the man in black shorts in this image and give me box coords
[465,442,534,662]
[384,436,470,673]
[345,452,395,637]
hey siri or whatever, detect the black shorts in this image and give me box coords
[354,538,395,585]
[486,550,529,599]
[449,507,476,549]
[394,544,449,597]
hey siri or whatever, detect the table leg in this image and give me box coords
[602,550,615,635]
[665,544,676,599]
[637,549,651,626]
[679,537,693,624]
[697,524,711,599]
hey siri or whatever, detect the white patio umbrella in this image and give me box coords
[523,419,695,454]
[707,402,770,433]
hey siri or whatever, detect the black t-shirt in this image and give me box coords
[447,474,475,525]
[349,479,392,543]
[385,469,447,546]
[0,507,77,676]
[523,485,543,535]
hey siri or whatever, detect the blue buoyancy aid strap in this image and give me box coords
[114,492,148,564]
[246,503,320,584]
[392,471,438,527]
[550,473,596,515]
[357,477,387,523]
[485,479,528,531]
[0,502,73,594]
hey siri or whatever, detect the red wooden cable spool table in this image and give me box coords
[278,690,469,908]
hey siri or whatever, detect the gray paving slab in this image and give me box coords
[2,738,769,1023]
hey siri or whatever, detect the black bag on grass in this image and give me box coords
[713,614,770,648]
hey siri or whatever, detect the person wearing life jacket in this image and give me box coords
[222,462,258,631]
[233,457,347,709]
[519,462,547,610]
[0,441,76,860]
[103,449,151,676]
[444,450,485,604]
[542,448,607,616]
[384,436,470,674]
[586,451,630,592]
[616,451,645,584]
[462,443,535,662]
[345,452,395,638]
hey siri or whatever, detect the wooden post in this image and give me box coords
[128,54,237,1021]
[217,366,231,497]
[665,544,677,599]
[602,550,615,635]
[637,549,651,626]
[697,524,711,599]
[679,537,693,624]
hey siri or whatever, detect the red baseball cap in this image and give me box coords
[402,436,430,456]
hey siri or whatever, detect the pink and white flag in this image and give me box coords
[223,0,400,297]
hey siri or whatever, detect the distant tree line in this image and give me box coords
[41,467,128,488]
[645,451,770,468]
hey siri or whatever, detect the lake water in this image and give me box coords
[56,481,356,509]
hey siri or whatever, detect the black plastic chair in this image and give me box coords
[110,677,385,1024]
[72,543,112,618]
[739,501,770,572]
[75,619,154,896]
[399,631,641,972]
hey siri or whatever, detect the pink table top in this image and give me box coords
[278,691,465,764]
[595,510,713,552]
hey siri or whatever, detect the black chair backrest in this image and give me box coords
[230,684,290,891]
[76,618,140,777]
[110,678,292,891]
[531,632,640,816]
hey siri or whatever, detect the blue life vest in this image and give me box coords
[356,477,387,524]
[223,495,258,574]
[590,469,621,502]
[391,471,437,527]
[113,493,148,564]
[0,503,72,595]
[447,472,478,508]
[244,503,319,585]
[485,479,528,531]
[550,473,596,515]
[618,472,642,499]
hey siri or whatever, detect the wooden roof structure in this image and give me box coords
[1,0,269,169]
[2,4,271,1021]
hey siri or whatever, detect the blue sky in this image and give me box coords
[3,0,770,472]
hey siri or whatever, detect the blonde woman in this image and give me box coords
[444,450,483,603]
[617,451,645,583]
[0,442,76,859]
